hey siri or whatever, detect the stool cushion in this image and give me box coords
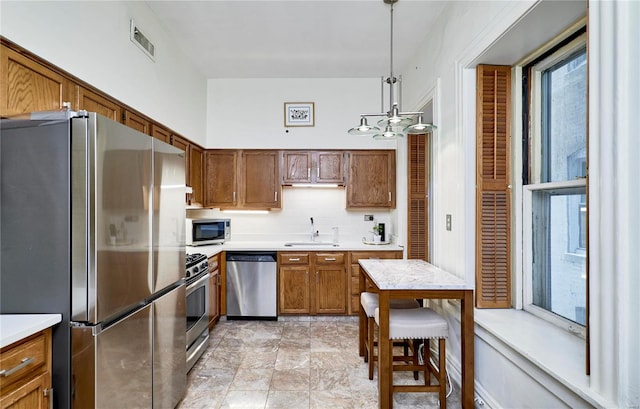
[375,307,448,340]
[360,292,420,317]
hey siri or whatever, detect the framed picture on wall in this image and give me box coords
[284,102,315,127]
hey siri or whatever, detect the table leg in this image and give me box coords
[378,291,391,408]
[461,290,475,409]
[358,267,366,358]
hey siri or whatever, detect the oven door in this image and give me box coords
[186,271,210,348]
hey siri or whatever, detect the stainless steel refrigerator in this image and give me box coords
[0,111,187,408]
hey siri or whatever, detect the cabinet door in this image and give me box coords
[346,150,396,208]
[77,86,122,122]
[282,151,312,184]
[208,255,220,330]
[124,110,150,135]
[0,371,50,409]
[242,151,281,208]
[189,145,204,206]
[1,45,72,116]
[150,124,171,144]
[316,151,344,183]
[315,266,348,314]
[278,266,310,314]
[204,150,238,208]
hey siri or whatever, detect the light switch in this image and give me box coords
[446,214,452,231]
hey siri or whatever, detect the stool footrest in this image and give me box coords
[393,384,443,393]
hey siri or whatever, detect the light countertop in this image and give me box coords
[188,240,404,258]
[1,314,62,348]
[358,259,472,290]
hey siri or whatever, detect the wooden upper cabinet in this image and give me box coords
[150,124,171,144]
[281,151,344,184]
[282,151,312,183]
[189,144,204,206]
[1,45,73,116]
[346,150,396,208]
[316,151,345,183]
[77,86,122,122]
[242,150,281,208]
[204,150,238,208]
[123,110,150,135]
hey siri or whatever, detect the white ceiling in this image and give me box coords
[145,0,447,79]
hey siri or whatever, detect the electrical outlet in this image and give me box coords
[446,214,452,231]
[364,215,374,221]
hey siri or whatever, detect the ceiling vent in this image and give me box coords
[130,20,155,61]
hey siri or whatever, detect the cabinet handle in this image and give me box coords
[44,388,54,409]
[307,168,311,178]
[317,167,320,178]
[0,357,34,377]
[288,258,301,261]
[233,191,236,203]
[388,192,392,202]
[324,257,336,261]
[275,191,278,201]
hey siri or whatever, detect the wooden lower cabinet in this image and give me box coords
[348,251,403,315]
[208,254,221,330]
[278,251,347,315]
[0,329,52,409]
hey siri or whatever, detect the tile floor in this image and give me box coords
[178,317,460,409]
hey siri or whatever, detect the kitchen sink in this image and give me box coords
[284,242,339,247]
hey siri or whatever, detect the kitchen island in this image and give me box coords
[358,259,474,409]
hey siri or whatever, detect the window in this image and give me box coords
[523,31,587,334]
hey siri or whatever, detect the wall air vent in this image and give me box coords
[130,20,155,61]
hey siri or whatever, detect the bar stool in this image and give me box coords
[360,292,420,380]
[374,307,448,409]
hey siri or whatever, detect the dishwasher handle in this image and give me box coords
[226,252,277,263]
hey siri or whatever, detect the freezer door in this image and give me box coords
[72,113,153,323]
[152,139,186,292]
[71,304,153,409]
[153,284,187,408]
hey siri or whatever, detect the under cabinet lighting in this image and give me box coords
[290,184,340,188]
[221,210,269,214]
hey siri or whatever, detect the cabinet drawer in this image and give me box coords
[279,253,310,265]
[0,332,47,389]
[315,253,345,265]
[350,251,401,264]
[208,256,219,271]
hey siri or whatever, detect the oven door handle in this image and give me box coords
[186,272,210,295]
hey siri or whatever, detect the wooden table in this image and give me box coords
[358,259,474,409]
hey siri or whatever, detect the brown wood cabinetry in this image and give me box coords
[346,150,396,208]
[281,151,345,184]
[208,254,221,330]
[0,329,52,409]
[204,150,238,207]
[189,144,204,206]
[278,251,347,315]
[205,150,281,209]
[123,110,150,135]
[0,46,73,116]
[150,124,171,143]
[348,250,403,314]
[76,86,122,122]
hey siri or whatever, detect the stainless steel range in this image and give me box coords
[185,253,210,372]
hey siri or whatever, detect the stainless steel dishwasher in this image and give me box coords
[226,252,278,320]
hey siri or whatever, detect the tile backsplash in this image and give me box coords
[186,188,393,242]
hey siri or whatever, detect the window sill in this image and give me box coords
[473,308,612,408]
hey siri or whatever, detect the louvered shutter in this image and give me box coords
[476,65,512,308]
[408,134,427,260]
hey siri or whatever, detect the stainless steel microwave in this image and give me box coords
[186,219,230,246]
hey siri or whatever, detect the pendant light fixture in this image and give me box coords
[347,0,435,139]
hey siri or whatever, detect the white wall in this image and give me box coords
[0,1,207,144]
[207,78,397,150]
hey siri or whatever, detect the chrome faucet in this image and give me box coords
[310,217,319,241]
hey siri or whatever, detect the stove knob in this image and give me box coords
[193,266,199,274]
